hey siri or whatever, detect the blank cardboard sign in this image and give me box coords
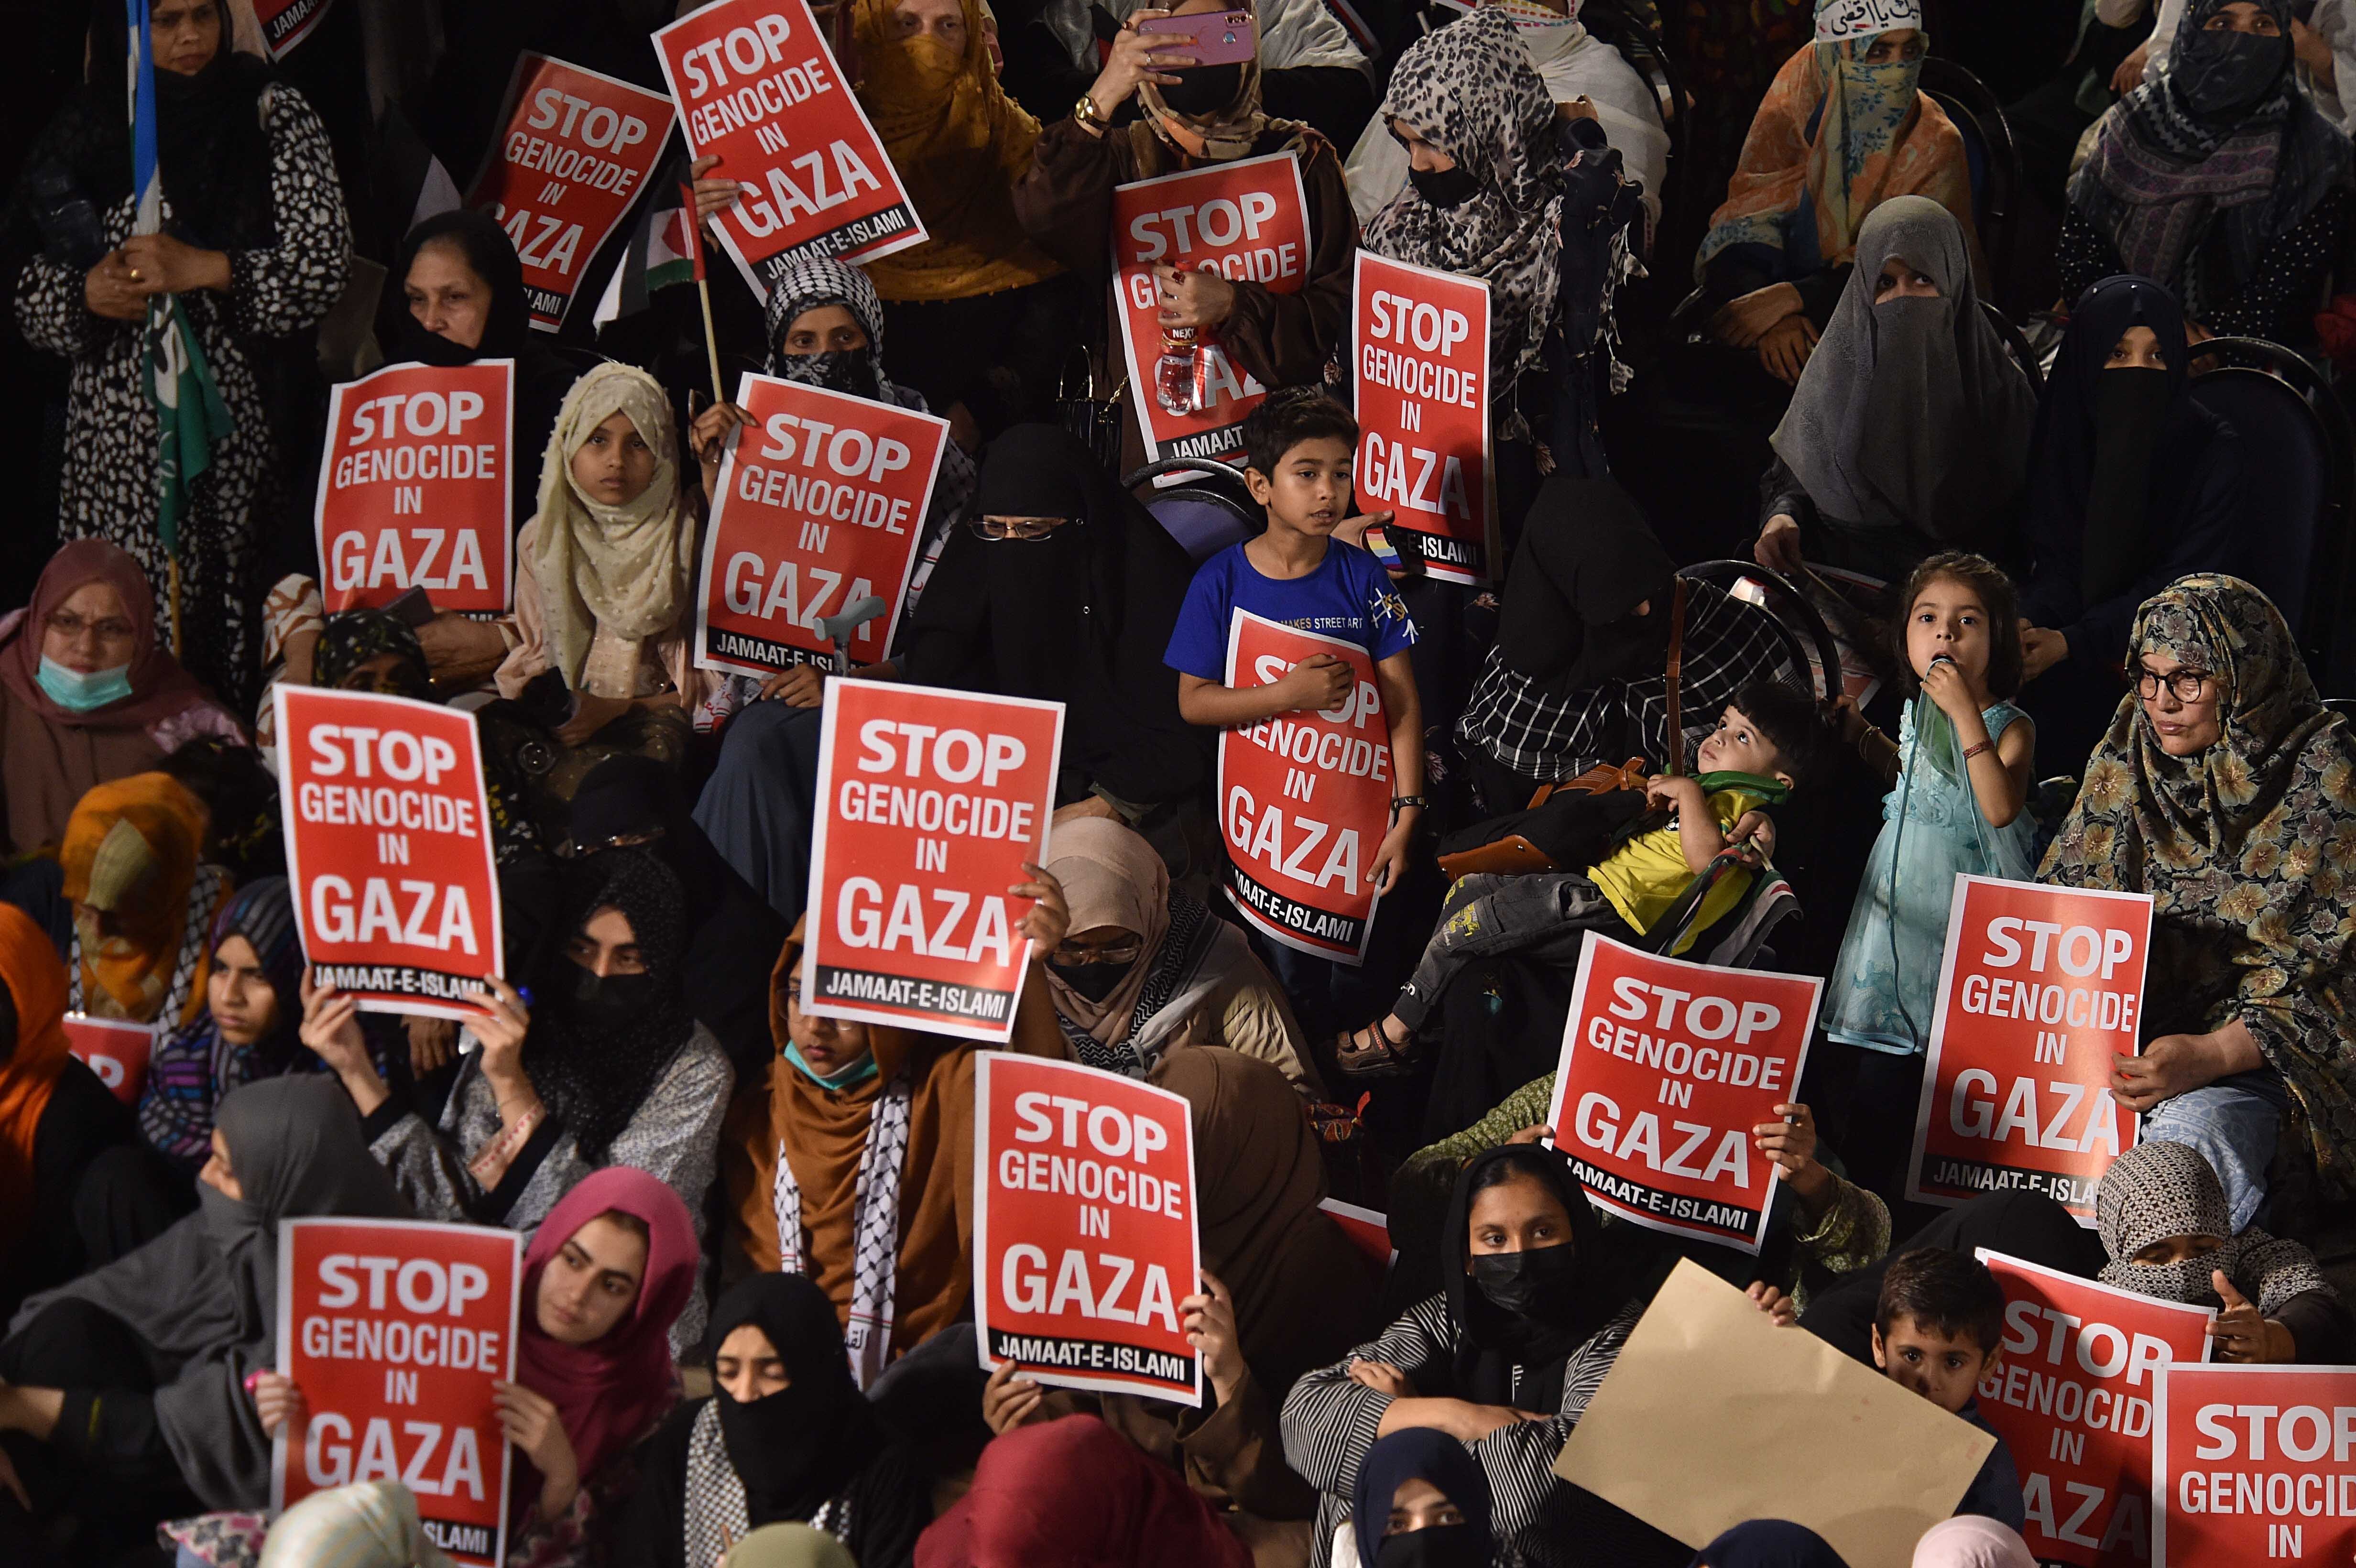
[1555,1260,1994,1568]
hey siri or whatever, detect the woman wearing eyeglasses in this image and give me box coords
[1039,816,1319,1090]
[0,540,242,857]
[2041,574,2356,1236]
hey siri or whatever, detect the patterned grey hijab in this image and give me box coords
[1769,195,2036,544]
[2095,1140,2332,1313]
[1363,6,1564,391]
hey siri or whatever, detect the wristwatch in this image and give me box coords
[1074,92,1109,130]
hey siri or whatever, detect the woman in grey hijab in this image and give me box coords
[2095,1139,2352,1363]
[1752,196,2037,583]
[0,1076,406,1543]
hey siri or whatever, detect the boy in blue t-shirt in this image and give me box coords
[1163,389,1424,894]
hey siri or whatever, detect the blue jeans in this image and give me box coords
[2142,1069,2291,1232]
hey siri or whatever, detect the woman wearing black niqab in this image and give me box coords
[308,849,733,1342]
[2016,274,2246,768]
[903,424,1204,814]
[568,755,787,1077]
[612,1273,929,1568]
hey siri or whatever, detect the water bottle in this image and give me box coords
[1155,327,1201,415]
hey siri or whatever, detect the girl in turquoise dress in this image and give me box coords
[1827,552,2039,1054]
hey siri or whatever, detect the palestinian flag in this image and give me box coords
[593,151,698,328]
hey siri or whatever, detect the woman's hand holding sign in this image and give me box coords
[493,1379,581,1520]
[249,1371,306,1438]
[1012,862,1071,954]
[298,970,390,1118]
[982,1360,1049,1434]
[1750,1102,1834,1219]
[1180,1272,1245,1409]
[2110,1021,2263,1114]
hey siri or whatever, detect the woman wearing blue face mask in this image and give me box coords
[721,908,1068,1394]
[2065,0,2352,345]
[0,540,241,857]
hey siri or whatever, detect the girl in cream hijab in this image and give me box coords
[496,362,722,754]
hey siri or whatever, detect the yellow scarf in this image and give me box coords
[852,0,1064,302]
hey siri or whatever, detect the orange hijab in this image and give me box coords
[58,772,218,1026]
[0,902,74,1250]
[851,0,1063,301]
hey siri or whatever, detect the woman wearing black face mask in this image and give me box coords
[612,1273,931,1568]
[2016,275,2246,769]
[1347,1428,1496,1568]
[2065,0,2351,345]
[1363,8,1641,506]
[1012,0,1357,465]
[685,255,977,713]
[1283,1144,1667,1568]
[297,849,733,1346]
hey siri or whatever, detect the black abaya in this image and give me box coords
[901,425,1205,810]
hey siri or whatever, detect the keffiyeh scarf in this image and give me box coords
[770,1068,913,1388]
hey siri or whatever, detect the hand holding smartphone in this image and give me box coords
[1135,11,1258,64]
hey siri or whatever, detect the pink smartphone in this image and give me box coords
[1137,11,1258,64]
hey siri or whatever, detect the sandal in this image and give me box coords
[1334,1019,1420,1080]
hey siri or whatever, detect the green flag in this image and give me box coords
[142,294,232,559]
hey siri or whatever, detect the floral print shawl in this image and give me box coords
[2040,575,2356,1199]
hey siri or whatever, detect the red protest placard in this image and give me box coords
[802,679,1063,1042]
[654,0,926,294]
[693,373,948,677]
[1319,1197,1397,1274]
[2154,1363,2356,1565]
[62,1014,153,1106]
[1217,610,1390,964]
[1975,1249,2214,1567]
[1111,152,1311,464]
[251,0,335,59]
[468,54,677,331]
[316,360,513,615]
[1543,933,1822,1252]
[972,1054,1201,1404]
[1351,251,1494,585]
[1909,876,2153,1220]
[274,686,503,1020]
[273,1218,521,1568]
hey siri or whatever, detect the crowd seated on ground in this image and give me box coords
[11,0,2356,1563]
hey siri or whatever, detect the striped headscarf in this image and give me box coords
[210,876,302,1034]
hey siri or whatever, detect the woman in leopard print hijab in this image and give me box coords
[1363,7,1565,395]
[2042,576,2356,1226]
